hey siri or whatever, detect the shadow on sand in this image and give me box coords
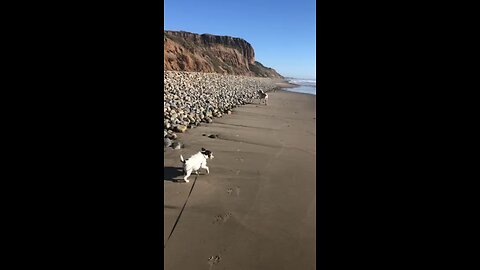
[164,166,185,183]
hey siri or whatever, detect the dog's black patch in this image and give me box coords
[201,148,214,158]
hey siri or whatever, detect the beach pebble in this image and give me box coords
[172,141,184,150]
[164,138,172,148]
[175,125,188,133]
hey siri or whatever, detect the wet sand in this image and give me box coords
[164,90,316,269]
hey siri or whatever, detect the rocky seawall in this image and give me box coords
[164,71,281,149]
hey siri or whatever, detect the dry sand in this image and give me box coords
[164,90,316,269]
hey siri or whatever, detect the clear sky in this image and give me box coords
[164,0,316,79]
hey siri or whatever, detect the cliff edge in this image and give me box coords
[164,30,283,78]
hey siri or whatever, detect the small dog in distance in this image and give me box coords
[258,90,268,105]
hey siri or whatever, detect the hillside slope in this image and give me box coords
[164,30,283,78]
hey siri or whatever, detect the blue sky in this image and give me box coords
[164,0,316,79]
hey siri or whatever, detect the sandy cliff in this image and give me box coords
[164,31,283,78]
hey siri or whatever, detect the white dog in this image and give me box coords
[180,148,214,182]
[258,90,268,105]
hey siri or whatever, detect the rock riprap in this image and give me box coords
[164,71,280,149]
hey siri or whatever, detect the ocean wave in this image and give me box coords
[288,78,316,87]
[284,85,316,95]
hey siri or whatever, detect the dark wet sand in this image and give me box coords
[164,90,316,270]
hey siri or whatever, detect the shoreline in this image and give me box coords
[275,81,299,88]
[282,86,316,96]
[164,89,316,269]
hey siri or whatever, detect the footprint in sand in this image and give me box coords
[208,255,221,269]
[213,215,223,224]
[227,187,240,196]
[235,170,240,175]
[213,212,232,224]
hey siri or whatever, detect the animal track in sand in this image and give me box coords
[213,212,232,224]
[235,157,244,163]
[208,255,221,269]
[227,186,240,196]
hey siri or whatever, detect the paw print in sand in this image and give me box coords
[208,255,221,268]
[213,212,232,224]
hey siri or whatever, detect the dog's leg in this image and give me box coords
[201,164,210,174]
[184,170,192,183]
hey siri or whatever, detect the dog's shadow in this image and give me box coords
[164,166,187,183]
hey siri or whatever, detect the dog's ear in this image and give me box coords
[201,148,206,151]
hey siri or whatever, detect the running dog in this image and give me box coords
[180,148,214,182]
[258,90,268,105]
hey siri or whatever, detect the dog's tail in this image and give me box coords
[180,155,185,163]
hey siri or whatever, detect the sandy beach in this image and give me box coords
[164,90,316,269]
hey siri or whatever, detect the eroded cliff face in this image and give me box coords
[164,31,283,78]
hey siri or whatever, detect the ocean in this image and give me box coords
[283,78,316,95]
